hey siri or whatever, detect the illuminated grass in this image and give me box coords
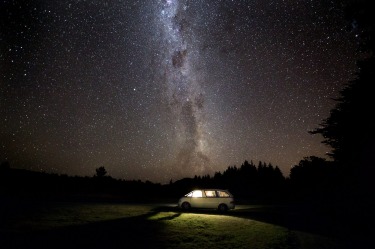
[1,202,343,249]
[148,212,291,249]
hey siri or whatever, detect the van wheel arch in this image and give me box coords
[181,202,191,210]
[218,203,228,212]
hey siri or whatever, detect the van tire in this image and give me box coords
[181,202,191,210]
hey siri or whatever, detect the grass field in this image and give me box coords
[0,200,370,248]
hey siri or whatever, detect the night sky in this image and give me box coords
[1,0,360,183]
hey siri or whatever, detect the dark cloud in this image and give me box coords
[172,49,187,68]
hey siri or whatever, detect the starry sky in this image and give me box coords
[1,0,360,183]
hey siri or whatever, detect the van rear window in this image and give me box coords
[217,191,230,197]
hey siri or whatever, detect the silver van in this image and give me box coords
[178,189,235,212]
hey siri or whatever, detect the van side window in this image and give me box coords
[204,190,216,197]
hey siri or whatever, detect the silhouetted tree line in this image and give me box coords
[0,163,165,202]
[0,155,351,204]
[166,160,286,202]
[0,161,287,203]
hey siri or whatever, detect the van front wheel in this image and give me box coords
[181,202,191,210]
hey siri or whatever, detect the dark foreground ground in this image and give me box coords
[0,199,374,249]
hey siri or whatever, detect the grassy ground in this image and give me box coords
[0,200,371,249]
[148,211,293,249]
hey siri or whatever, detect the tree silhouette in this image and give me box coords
[309,62,374,166]
[310,0,375,204]
[310,0,375,168]
[290,156,330,186]
[95,166,107,178]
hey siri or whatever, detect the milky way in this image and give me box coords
[157,0,210,176]
[1,0,360,183]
